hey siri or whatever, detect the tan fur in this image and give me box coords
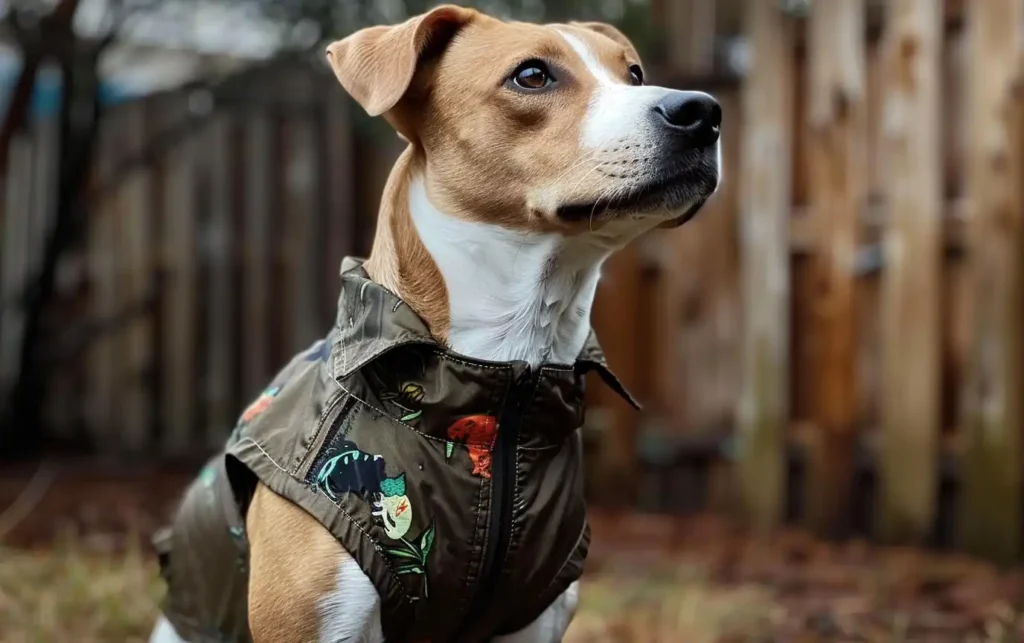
[327,8,643,337]
[249,7,664,639]
[247,484,346,643]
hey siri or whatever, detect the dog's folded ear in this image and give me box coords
[326,5,476,118]
[571,21,634,50]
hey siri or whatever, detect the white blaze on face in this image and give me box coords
[554,28,721,181]
[554,29,672,152]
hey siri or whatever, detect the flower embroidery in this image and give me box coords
[381,382,425,422]
[241,386,281,424]
[445,415,499,478]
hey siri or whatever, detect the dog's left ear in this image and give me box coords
[572,21,640,58]
[326,5,476,117]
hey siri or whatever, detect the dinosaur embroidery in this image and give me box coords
[314,440,436,597]
[445,415,499,478]
[315,441,414,539]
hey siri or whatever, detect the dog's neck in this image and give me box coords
[363,148,611,368]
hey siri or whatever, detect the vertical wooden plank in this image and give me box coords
[0,136,33,386]
[592,248,643,506]
[705,88,742,429]
[32,116,72,437]
[119,101,154,452]
[87,118,120,449]
[736,0,795,533]
[242,103,273,401]
[802,0,866,538]
[877,0,942,544]
[961,0,1024,564]
[283,70,322,351]
[665,0,717,74]
[205,115,236,449]
[324,84,356,324]
[160,97,198,457]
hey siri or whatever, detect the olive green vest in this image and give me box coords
[155,257,637,643]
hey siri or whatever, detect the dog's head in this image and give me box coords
[326,4,720,240]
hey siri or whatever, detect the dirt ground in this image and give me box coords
[2,461,1024,642]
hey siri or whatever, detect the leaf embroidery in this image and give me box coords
[383,521,436,598]
[381,383,425,423]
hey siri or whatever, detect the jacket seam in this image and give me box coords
[336,382,454,447]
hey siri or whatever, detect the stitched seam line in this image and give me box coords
[234,436,413,602]
[337,383,455,446]
[293,389,349,477]
[538,516,589,597]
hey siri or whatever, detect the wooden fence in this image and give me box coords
[3,1,1024,564]
[0,59,405,459]
[585,0,1024,563]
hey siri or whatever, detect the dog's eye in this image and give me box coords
[628,64,644,86]
[512,61,554,90]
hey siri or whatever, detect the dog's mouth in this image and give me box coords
[556,153,718,224]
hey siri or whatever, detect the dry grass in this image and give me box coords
[0,539,164,643]
[0,541,777,643]
[1,536,1022,643]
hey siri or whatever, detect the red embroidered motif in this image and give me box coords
[241,386,280,423]
[446,415,499,478]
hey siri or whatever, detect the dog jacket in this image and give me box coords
[153,257,638,643]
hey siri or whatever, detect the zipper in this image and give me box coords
[460,364,537,640]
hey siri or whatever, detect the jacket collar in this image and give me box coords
[330,257,640,410]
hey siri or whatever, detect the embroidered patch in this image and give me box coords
[384,521,436,598]
[381,382,425,422]
[445,415,499,478]
[241,386,281,424]
[315,441,414,539]
[199,463,217,488]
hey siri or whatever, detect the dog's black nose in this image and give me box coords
[655,91,721,148]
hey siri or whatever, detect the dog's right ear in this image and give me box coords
[326,5,476,117]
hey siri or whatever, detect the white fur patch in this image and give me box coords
[555,28,722,172]
[408,177,660,368]
[316,554,384,643]
[492,582,581,643]
[149,616,189,643]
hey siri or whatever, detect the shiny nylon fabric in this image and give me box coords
[155,257,637,643]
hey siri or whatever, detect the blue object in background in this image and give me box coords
[0,55,139,121]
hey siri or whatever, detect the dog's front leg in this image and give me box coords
[491,581,580,643]
[247,483,384,643]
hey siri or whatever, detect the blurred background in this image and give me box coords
[3,0,1024,641]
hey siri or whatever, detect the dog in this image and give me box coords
[149,5,720,643]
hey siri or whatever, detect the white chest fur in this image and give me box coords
[408,177,613,368]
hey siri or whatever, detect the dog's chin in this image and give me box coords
[555,161,719,226]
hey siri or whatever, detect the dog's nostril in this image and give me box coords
[707,103,723,129]
[675,100,706,129]
[655,91,722,144]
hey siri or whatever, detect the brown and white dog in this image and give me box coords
[150,5,720,642]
